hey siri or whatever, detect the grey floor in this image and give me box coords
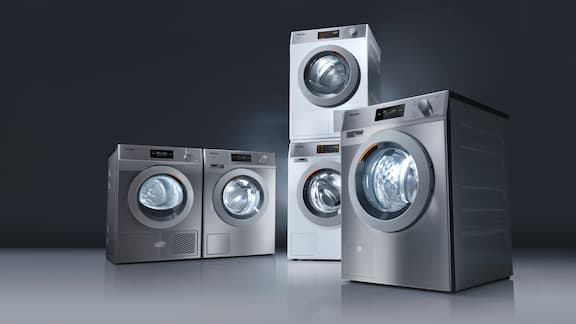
[0,249,574,323]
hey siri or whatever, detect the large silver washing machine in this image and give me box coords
[341,91,512,291]
[202,149,276,258]
[106,144,203,264]
[289,24,381,140]
[287,139,342,260]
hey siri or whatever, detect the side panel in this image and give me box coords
[448,97,513,290]
[106,150,119,263]
[367,28,382,105]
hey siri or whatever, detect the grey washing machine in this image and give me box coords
[202,149,276,258]
[340,91,512,291]
[106,144,203,264]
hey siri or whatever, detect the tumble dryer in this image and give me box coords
[202,149,276,258]
[288,140,342,260]
[289,24,381,140]
[340,91,512,291]
[106,144,203,264]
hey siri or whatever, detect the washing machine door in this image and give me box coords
[297,161,342,227]
[213,168,269,227]
[349,130,434,232]
[128,166,194,229]
[299,45,360,107]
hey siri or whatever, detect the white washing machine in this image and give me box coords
[106,144,203,264]
[289,24,381,141]
[202,149,276,258]
[340,91,513,291]
[288,140,342,260]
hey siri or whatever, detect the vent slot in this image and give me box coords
[171,231,198,255]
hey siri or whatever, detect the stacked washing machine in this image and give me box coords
[287,24,382,260]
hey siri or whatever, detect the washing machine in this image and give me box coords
[289,24,381,141]
[202,149,276,258]
[287,139,342,260]
[106,144,203,264]
[340,90,512,291]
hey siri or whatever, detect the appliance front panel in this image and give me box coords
[341,120,452,291]
[203,166,276,258]
[111,158,203,263]
[290,37,371,140]
[288,156,342,260]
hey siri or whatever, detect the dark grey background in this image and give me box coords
[2,0,575,248]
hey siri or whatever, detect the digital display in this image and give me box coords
[318,30,339,39]
[231,153,251,162]
[150,150,173,159]
[317,144,340,154]
[375,105,405,121]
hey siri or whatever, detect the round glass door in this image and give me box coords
[222,176,264,220]
[298,45,360,107]
[128,166,195,230]
[348,130,433,233]
[303,169,341,219]
[304,52,350,97]
[138,175,186,220]
[356,145,418,220]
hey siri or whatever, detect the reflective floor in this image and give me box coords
[0,249,574,323]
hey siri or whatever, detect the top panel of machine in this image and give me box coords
[291,24,368,44]
[204,149,276,168]
[341,91,450,132]
[341,90,509,133]
[289,140,340,158]
[116,144,202,163]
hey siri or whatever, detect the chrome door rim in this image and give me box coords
[348,130,434,232]
[296,161,342,227]
[212,168,269,227]
[298,45,360,108]
[128,166,194,229]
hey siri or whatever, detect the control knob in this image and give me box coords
[417,99,434,117]
[258,154,269,164]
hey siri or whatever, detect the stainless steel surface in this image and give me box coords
[106,144,203,264]
[202,149,276,258]
[288,140,342,260]
[289,24,381,140]
[0,249,574,323]
[341,90,450,133]
[342,120,452,291]
[340,91,512,291]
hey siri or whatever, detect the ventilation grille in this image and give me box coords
[171,231,197,255]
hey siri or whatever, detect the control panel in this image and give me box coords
[118,145,201,163]
[341,91,450,133]
[289,141,340,157]
[291,24,367,44]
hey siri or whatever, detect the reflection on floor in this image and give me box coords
[0,249,574,323]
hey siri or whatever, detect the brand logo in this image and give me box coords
[348,112,361,117]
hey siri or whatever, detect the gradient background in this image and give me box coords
[2,0,575,248]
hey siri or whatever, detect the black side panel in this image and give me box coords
[448,95,513,291]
